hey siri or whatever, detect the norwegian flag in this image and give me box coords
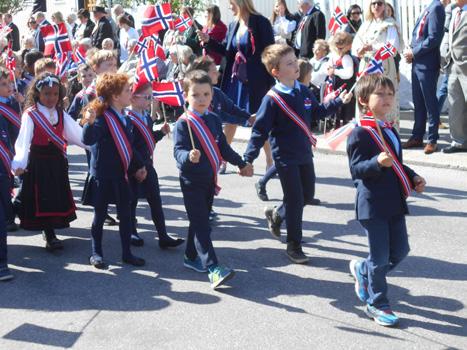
[148,34,166,60]
[152,81,185,107]
[328,6,349,35]
[55,52,77,78]
[141,3,173,37]
[133,35,149,56]
[378,42,397,61]
[72,44,87,65]
[5,41,16,72]
[136,43,161,83]
[40,22,72,56]
[361,53,384,76]
[174,14,193,33]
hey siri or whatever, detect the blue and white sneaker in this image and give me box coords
[184,255,208,273]
[349,259,369,302]
[365,304,399,327]
[208,265,235,289]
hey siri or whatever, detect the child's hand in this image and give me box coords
[238,163,254,177]
[377,152,393,168]
[14,168,26,176]
[413,175,426,193]
[13,92,25,104]
[339,90,353,104]
[189,149,201,163]
[83,108,96,125]
[160,122,170,135]
[247,114,256,126]
[135,166,147,182]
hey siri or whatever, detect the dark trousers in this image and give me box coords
[91,178,133,259]
[180,176,217,268]
[0,176,10,267]
[411,67,440,143]
[276,161,315,245]
[131,166,168,238]
[358,215,410,307]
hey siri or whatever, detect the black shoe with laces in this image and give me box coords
[286,243,309,264]
[255,182,269,201]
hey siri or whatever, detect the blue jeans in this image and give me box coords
[358,215,410,307]
[437,73,449,115]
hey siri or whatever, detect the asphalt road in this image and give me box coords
[1,138,466,350]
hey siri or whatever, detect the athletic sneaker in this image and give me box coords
[0,267,14,281]
[264,206,282,239]
[89,254,107,269]
[349,259,369,302]
[208,265,235,289]
[286,243,309,264]
[365,304,399,327]
[184,255,208,273]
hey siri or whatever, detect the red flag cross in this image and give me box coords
[41,23,72,56]
[328,6,349,35]
[152,81,185,107]
[174,14,193,33]
[141,3,173,37]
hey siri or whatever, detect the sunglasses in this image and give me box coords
[133,94,152,101]
[351,11,361,15]
[371,2,384,6]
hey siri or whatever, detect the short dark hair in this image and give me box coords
[77,8,90,19]
[190,55,215,73]
[355,75,395,113]
[183,70,212,93]
[24,50,44,68]
[117,14,132,26]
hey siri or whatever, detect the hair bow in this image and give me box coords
[35,75,60,91]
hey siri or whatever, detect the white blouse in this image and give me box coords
[328,53,355,80]
[273,16,296,43]
[12,103,87,171]
[310,56,330,87]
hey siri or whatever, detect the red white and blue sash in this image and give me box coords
[267,89,317,147]
[360,124,412,198]
[127,110,156,153]
[103,110,133,179]
[0,140,12,176]
[0,102,21,130]
[27,105,67,154]
[181,110,223,195]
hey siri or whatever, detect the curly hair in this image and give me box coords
[85,73,130,117]
[25,72,66,111]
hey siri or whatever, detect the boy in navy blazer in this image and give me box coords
[174,70,253,289]
[348,75,426,327]
[243,44,351,264]
[404,0,445,154]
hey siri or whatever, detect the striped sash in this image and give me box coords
[127,111,156,153]
[181,111,223,195]
[0,102,21,130]
[103,110,133,179]
[267,89,317,147]
[27,106,67,154]
[0,140,12,176]
[362,126,412,197]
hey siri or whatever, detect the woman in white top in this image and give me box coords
[117,14,139,63]
[352,0,403,124]
[270,0,296,45]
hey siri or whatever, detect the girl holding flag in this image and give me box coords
[82,73,147,269]
[12,73,87,251]
[347,75,426,326]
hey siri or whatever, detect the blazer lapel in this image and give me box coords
[226,20,239,51]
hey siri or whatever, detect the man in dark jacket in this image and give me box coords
[91,6,114,49]
[292,0,326,59]
[77,9,95,39]
[4,14,20,51]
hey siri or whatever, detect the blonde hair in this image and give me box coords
[34,57,56,76]
[88,49,117,70]
[364,0,387,21]
[329,32,353,54]
[261,43,295,75]
[233,0,259,17]
[51,11,65,23]
[313,39,330,55]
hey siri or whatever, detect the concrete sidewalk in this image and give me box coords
[233,111,467,171]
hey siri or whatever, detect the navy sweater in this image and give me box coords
[211,87,250,125]
[244,83,342,166]
[174,111,246,182]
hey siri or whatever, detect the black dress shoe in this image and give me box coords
[442,146,467,154]
[306,198,321,206]
[6,222,19,232]
[122,255,146,266]
[159,236,185,249]
[255,182,269,201]
[45,238,64,251]
[131,234,145,247]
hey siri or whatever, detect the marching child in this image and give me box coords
[12,73,86,251]
[68,64,96,120]
[174,70,253,289]
[244,44,351,264]
[347,75,426,326]
[82,73,147,268]
[128,81,184,249]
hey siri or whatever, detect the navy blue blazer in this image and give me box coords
[68,90,88,121]
[129,111,165,167]
[0,97,21,145]
[174,111,246,183]
[206,14,275,114]
[82,108,144,180]
[211,87,250,125]
[346,126,418,220]
[411,0,445,70]
[0,115,14,177]
[244,83,342,166]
